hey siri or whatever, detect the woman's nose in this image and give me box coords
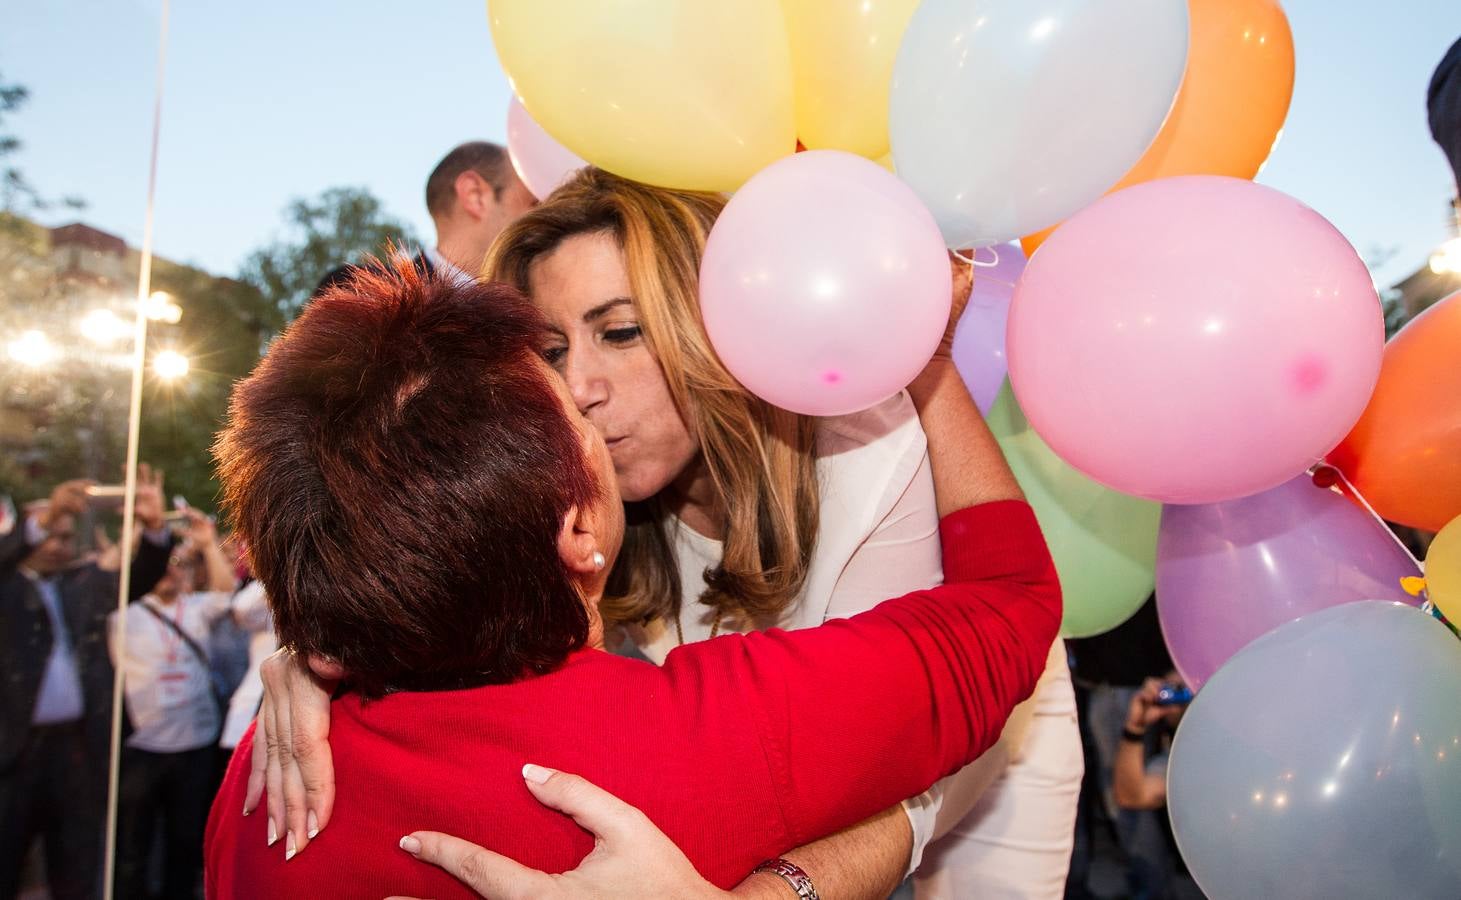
[563,349,610,416]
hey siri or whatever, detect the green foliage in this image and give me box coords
[239,186,418,323]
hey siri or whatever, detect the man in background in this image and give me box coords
[316,141,535,292]
[422,141,536,280]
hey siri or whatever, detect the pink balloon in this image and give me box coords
[506,95,587,200]
[700,150,951,417]
[1007,176,1383,504]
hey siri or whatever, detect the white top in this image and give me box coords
[627,390,943,656]
[110,591,232,753]
[627,391,968,872]
[220,581,278,749]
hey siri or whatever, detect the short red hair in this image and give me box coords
[215,258,599,696]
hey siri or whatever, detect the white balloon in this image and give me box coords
[890,0,1188,248]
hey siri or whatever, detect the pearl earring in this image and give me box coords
[592,551,606,571]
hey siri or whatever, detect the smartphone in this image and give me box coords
[1155,683,1193,707]
[85,484,128,507]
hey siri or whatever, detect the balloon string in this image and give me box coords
[953,246,1003,268]
[1314,464,1434,612]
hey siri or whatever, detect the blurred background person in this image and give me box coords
[0,469,173,900]
[218,577,274,760]
[1112,676,1189,818]
[422,141,536,280]
[315,140,535,293]
[109,507,238,900]
[1065,596,1185,900]
[1430,35,1461,192]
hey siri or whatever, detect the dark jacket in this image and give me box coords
[0,522,172,771]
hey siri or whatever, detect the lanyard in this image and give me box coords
[145,599,186,666]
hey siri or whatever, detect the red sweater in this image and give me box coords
[205,501,1059,898]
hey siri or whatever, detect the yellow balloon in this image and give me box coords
[488,0,796,192]
[1426,516,1461,624]
[782,0,920,159]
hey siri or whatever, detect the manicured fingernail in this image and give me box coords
[268,819,278,846]
[399,835,422,855]
[242,804,251,817]
[285,832,297,861]
[307,810,319,840]
[522,763,555,785]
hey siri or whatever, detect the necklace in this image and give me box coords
[673,608,724,646]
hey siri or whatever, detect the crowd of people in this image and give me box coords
[1,32,1458,900]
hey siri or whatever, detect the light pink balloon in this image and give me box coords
[506,95,587,200]
[700,150,951,417]
[1006,176,1383,504]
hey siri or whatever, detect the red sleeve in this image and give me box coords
[660,499,1060,848]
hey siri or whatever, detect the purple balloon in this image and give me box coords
[951,243,1026,413]
[1156,474,1422,691]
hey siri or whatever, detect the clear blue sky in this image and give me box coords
[4,0,1460,288]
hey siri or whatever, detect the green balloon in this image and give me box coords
[989,384,1160,638]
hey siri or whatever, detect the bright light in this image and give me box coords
[152,349,190,380]
[79,309,132,345]
[1431,237,1461,275]
[143,291,183,324]
[7,330,59,368]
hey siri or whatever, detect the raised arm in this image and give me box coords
[2,480,93,576]
[728,259,1026,897]
[184,508,239,594]
[126,464,175,602]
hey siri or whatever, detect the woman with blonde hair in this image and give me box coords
[253,167,1081,898]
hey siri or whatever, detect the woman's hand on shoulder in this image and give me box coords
[385,765,734,900]
[247,647,340,860]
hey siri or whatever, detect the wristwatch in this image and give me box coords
[754,858,819,900]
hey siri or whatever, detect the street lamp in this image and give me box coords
[152,349,190,381]
[143,291,183,324]
[1430,237,1461,276]
[7,330,59,368]
[79,309,132,345]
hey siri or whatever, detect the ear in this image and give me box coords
[557,505,603,577]
[306,653,347,682]
[454,170,491,222]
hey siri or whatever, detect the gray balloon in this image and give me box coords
[1168,602,1461,899]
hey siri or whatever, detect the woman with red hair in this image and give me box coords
[203,260,1058,898]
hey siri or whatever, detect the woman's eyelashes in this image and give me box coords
[602,324,643,346]
[541,325,640,369]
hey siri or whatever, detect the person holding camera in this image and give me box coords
[0,467,174,900]
[110,506,239,900]
[1113,677,1189,814]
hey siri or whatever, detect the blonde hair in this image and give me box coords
[484,168,820,628]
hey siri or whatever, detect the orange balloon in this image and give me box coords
[1021,0,1295,255]
[1329,292,1461,533]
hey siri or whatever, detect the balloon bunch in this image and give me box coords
[487,4,1461,892]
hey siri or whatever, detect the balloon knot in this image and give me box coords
[1400,576,1428,597]
[1311,465,1340,489]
